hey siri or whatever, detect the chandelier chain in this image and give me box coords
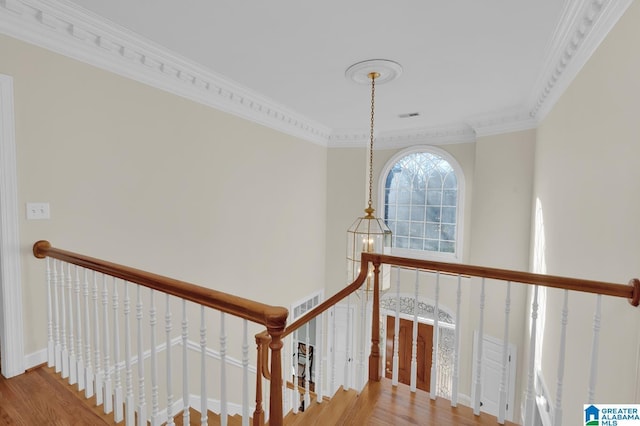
[368,74,376,209]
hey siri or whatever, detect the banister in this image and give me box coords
[33,240,289,326]
[282,260,369,339]
[362,253,640,304]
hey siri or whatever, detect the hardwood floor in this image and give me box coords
[341,379,520,426]
[0,365,115,425]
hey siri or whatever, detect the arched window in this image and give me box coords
[380,146,464,260]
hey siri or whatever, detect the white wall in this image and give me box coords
[0,33,328,357]
[533,1,640,424]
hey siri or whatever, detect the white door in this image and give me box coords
[471,332,516,421]
[328,304,355,394]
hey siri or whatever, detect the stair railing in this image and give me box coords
[33,240,288,426]
[255,252,639,426]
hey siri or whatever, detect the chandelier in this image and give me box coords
[345,60,401,293]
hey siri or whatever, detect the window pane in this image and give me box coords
[386,220,397,234]
[440,241,455,253]
[410,206,425,221]
[427,207,441,222]
[426,224,440,239]
[386,205,396,220]
[398,189,411,203]
[427,190,442,205]
[427,173,443,188]
[410,238,424,250]
[396,236,409,248]
[443,172,457,189]
[443,190,457,206]
[442,207,456,223]
[410,222,424,236]
[441,224,456,241]
[397,206,410,221]
[413,189,426,205]
[425,240,439,251]
[395,221,409,236]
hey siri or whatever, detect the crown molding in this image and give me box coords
[527,0,634,121]
[0,0,631,149]
[0,0,332,146]
[328,123,477,149]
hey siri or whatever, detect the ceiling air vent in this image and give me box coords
[398,112,420,118]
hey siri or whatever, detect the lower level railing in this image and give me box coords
[33,241,640,426]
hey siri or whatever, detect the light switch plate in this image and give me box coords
[26,202,50,220]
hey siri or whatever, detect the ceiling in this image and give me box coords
[0,1,629,146]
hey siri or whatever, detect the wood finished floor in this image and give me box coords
[0,366,520,425]
[0,365,114,425]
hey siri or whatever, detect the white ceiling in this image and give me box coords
[0,1,630,146]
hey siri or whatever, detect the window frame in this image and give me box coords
[378,145,465,262]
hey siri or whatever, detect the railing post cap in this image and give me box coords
[33,240,51,259]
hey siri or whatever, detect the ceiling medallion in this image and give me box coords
[345,59,403,85]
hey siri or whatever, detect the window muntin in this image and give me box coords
[382,147,463,259]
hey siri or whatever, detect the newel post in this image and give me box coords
[265,307,288,426]
[369,260,382,382]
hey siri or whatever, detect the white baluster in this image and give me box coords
[330,306,336,394]
[473,278,486,415]
[242,319,249,426]
[124,281,135,426]
[304,322,311,409]
[220,312,227,426]
[150,290,160,426]
[182,300,190,426]
[113,277,123,422]
[75,266,84,391]
[136,285,147,426]
[316,311,324,404]
[358,292,366,390]
[292,330,299,415]
[554,290,569,426]
[498,281,512,423]
[344,294,352,390]
[430,272,440,400]
[451,275,462,407]
[61,261,69,379]
[103,274,112,414]
[53,260,62,372]
[200,306,208,426]
[84,268,94,399]
[67,263,77,385]
[94,272,103,406]
[392,268,400,386]
[410,269,419,392]
[166,294,174,426]
[524,285,540,426]
[46,258,54,367]
[587,294,602,404]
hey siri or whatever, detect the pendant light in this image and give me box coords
[345,60,401,293]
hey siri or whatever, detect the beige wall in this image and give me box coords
[0,34,328,355]
[534,1,640,424]
[325,136,535,416]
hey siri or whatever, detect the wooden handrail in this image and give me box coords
[362,253,640,305]
[282,261,369,339]
[33,240,289,326]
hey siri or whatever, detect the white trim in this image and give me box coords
[25,348,47,370]
[0,0,631,148]
[0,74,25,378]
[0,0,331,146]
[378,145,466,263]
[527,0,634,121]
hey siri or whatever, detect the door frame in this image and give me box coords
[0,74,25,377]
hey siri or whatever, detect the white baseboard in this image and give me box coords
[24,348,47,370]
